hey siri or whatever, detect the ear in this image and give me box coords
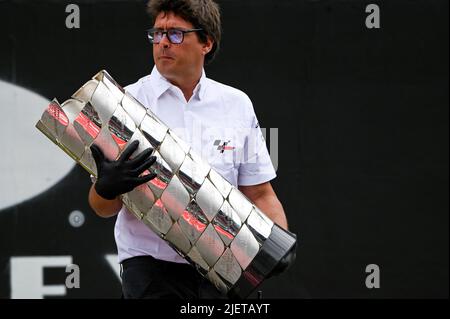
[202,36,214,56]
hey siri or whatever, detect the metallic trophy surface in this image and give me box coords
[35,70,297,298]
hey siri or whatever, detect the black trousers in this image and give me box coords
[121,255,227,299]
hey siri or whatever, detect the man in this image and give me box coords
[88,0,290,299]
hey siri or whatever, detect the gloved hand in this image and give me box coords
[90,140,157,200]
[269,232,297,278]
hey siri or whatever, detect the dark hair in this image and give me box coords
[147,0,221,64]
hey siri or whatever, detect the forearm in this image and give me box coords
[252,194,288,230]
[88,184,122,218]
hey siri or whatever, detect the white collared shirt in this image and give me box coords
[115,66,276,263]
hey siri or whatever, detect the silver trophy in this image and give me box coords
[35,70,297,298]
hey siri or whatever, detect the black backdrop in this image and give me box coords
[0,0,448,298]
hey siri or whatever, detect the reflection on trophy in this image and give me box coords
[35,70,297,298]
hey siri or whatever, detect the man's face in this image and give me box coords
[152,12,210,81]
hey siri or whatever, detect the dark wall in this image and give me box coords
[0,0,448,298]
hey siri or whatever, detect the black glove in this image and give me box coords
[90,140,157,200]
[269,233,297,278]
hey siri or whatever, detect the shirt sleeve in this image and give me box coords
[237,98,277,186]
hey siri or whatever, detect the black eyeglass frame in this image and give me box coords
[147,28,204,44]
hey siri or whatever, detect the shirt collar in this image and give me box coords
[149,66,208,101]
[194,69,207,101]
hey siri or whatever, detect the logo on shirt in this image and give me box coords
[213,140,235,153]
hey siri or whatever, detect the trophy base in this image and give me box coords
[228,224,297,299]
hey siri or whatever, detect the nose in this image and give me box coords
[159,33,171,48]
